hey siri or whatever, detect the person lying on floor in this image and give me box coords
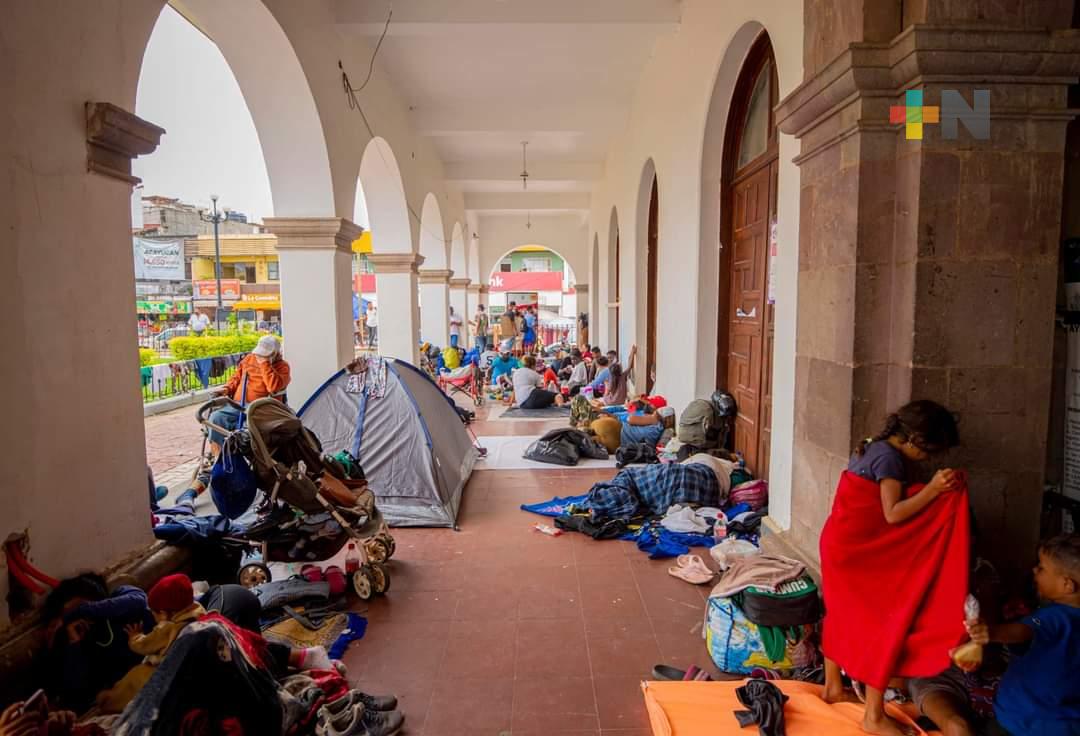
[39,573,155,712]
[511,355,565,410]
[960,534,1080,736]
[96,574,206,713]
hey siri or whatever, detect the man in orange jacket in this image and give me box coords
[176,335,290,507]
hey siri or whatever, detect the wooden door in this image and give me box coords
[614,233,621,355]
[646,177,659,393]
[718,34,778,479]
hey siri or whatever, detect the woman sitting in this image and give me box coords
[619,397,664,448]
[512,355,565,410]
[591,344,637,410]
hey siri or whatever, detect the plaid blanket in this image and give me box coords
[587,463,720,520]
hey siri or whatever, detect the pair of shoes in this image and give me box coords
[317,703,404,736]
[301,565,347,596]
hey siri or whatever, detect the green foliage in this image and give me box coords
[138,348,157,366]
[169,333,262,360]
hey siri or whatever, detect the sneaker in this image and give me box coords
[154,485,169,502]
[324,690,398,714]
[318,703,404,736]
[175,488,198,507]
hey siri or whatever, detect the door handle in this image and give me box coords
[736,306,756,319]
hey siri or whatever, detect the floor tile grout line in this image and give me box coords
[574,542,604,730]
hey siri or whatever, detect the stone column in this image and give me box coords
[417,268,451,346]
[449,277,470,335]
[573,284,590,346]
[774,23,1080,575]
[263,217,361,406]
[367,252,425,365]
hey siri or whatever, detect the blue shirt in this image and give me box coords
[620,409,664,447]
[490,356,519,381]
[848,441,908,483]
[588,367,610,391]
[995,603,1080,736]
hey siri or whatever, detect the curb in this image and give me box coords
[143,387,219,417]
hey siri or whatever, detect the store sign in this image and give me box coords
[133,238,185,281]
[193,279,242,300]
[488,271,563,292]
[136,300,191,314]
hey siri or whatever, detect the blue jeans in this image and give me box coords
[450,334,459,348]
[208,405,243,445]
[475,336,488,353]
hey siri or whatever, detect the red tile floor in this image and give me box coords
[338,405,722,735]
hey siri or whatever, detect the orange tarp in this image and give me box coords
[641,680,937,736]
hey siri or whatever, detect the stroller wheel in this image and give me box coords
[370,562,390,595]
[380,533,396,559]
[365,538,389,563]
[237,562,272,588]
[352,569,374,600]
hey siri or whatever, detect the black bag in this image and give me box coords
[735,574,822,628]
[578,435,609,460]
[554,514,629,540]
[615,443,659,468]
[523,436,579,466]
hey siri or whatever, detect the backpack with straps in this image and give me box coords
[734,574,822,628]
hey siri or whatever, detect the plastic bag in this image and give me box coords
[950,594,983,672]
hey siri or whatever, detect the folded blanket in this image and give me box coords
[820,471,970,690]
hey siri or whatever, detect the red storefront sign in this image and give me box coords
[488,272,563,292]
[193,279,242,300]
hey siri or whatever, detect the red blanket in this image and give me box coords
[820,471,969,690]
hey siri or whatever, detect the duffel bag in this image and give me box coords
[704,595,819,675]
[735,574,821,628]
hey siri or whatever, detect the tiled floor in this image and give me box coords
[340,404,721,735]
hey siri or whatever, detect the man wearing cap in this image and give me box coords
[175,335,290,507]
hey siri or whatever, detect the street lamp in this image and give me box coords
[201,194,227,330]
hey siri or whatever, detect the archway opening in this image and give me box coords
[351,178,376,352]
[718,31,779,478]
[487,245,579,347]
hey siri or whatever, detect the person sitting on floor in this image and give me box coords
[40,574,155,712]
[541,361,561,393]
[586,356,610,397]
[565,352,589,396]
[96,574,206,713]
[591,344,637,409]
[489,349,519,390]
[619,396,664,449]
[511,354,564,410]
[963,534,1080,736]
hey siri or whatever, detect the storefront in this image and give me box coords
[233,292,282,323]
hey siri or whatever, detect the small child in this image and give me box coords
[821,400,963,736]
[965,534,1080,736]
[96,573,206,713]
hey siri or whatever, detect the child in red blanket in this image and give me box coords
[821,400,964,736]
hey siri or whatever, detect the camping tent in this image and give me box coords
[298,359,478,527]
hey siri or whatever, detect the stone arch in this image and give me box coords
[418,192,448,268]
[359,136,414,254]
[450,222,467,278]
[485,245,578,285]
[164,0,335,217]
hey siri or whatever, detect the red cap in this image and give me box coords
[148,573,194,613]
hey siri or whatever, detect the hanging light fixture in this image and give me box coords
[520,141,530,191]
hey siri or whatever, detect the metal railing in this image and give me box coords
[141,353,243,404]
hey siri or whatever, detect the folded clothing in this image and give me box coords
[710,554,805,599]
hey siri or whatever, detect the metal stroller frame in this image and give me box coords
[436,361,485,407]
[194,396,395,600]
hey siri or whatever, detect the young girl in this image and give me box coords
[820,400,966,736]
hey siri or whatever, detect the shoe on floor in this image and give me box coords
[318,703,404,736]
[325,689,398,714]
[175,488,198,506]
[154,485,169,502]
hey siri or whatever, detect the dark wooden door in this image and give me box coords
[727,162,775,475]
[646,177,659,393]
[614,233,621,355]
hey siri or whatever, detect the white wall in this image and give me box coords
[588,0,803,527]
[476,214,589,284]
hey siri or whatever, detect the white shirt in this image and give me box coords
[449,313,463,337]
[366,310,378,327]
[512,367,543,407]
[479,350,498,370]
[568,361,588,387]
[189,313,210,333]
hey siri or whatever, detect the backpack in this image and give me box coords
[734,574,822,628]
[615,443,659,468]
[678,399,717,447]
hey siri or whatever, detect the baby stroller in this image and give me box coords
[437,361,485,407]
[196,397,396,600]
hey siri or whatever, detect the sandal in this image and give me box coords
[651,664,686,680]
[667,555,715,585]
[324,565,347,596]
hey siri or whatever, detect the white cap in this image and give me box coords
[252,335,280,357]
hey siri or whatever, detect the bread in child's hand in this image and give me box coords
[950,640,983,672]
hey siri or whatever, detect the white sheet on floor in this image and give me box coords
[474,435,617,469]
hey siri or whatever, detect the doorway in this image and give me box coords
[646,177,659,393]
[717,33,778,479]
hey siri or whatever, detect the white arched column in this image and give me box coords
[263,217,360,405]
[368,253,424,364]
[418,268,451,346]
[574,283,590,345]
[449,277,470,329]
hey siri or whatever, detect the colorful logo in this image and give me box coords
[891,89,939,140]
[890,89,990,140]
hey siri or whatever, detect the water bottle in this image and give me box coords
[345,543,361,574]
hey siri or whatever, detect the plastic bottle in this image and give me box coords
[713,512,728,541]
[345,543,361,573]
[533,523,563,537]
